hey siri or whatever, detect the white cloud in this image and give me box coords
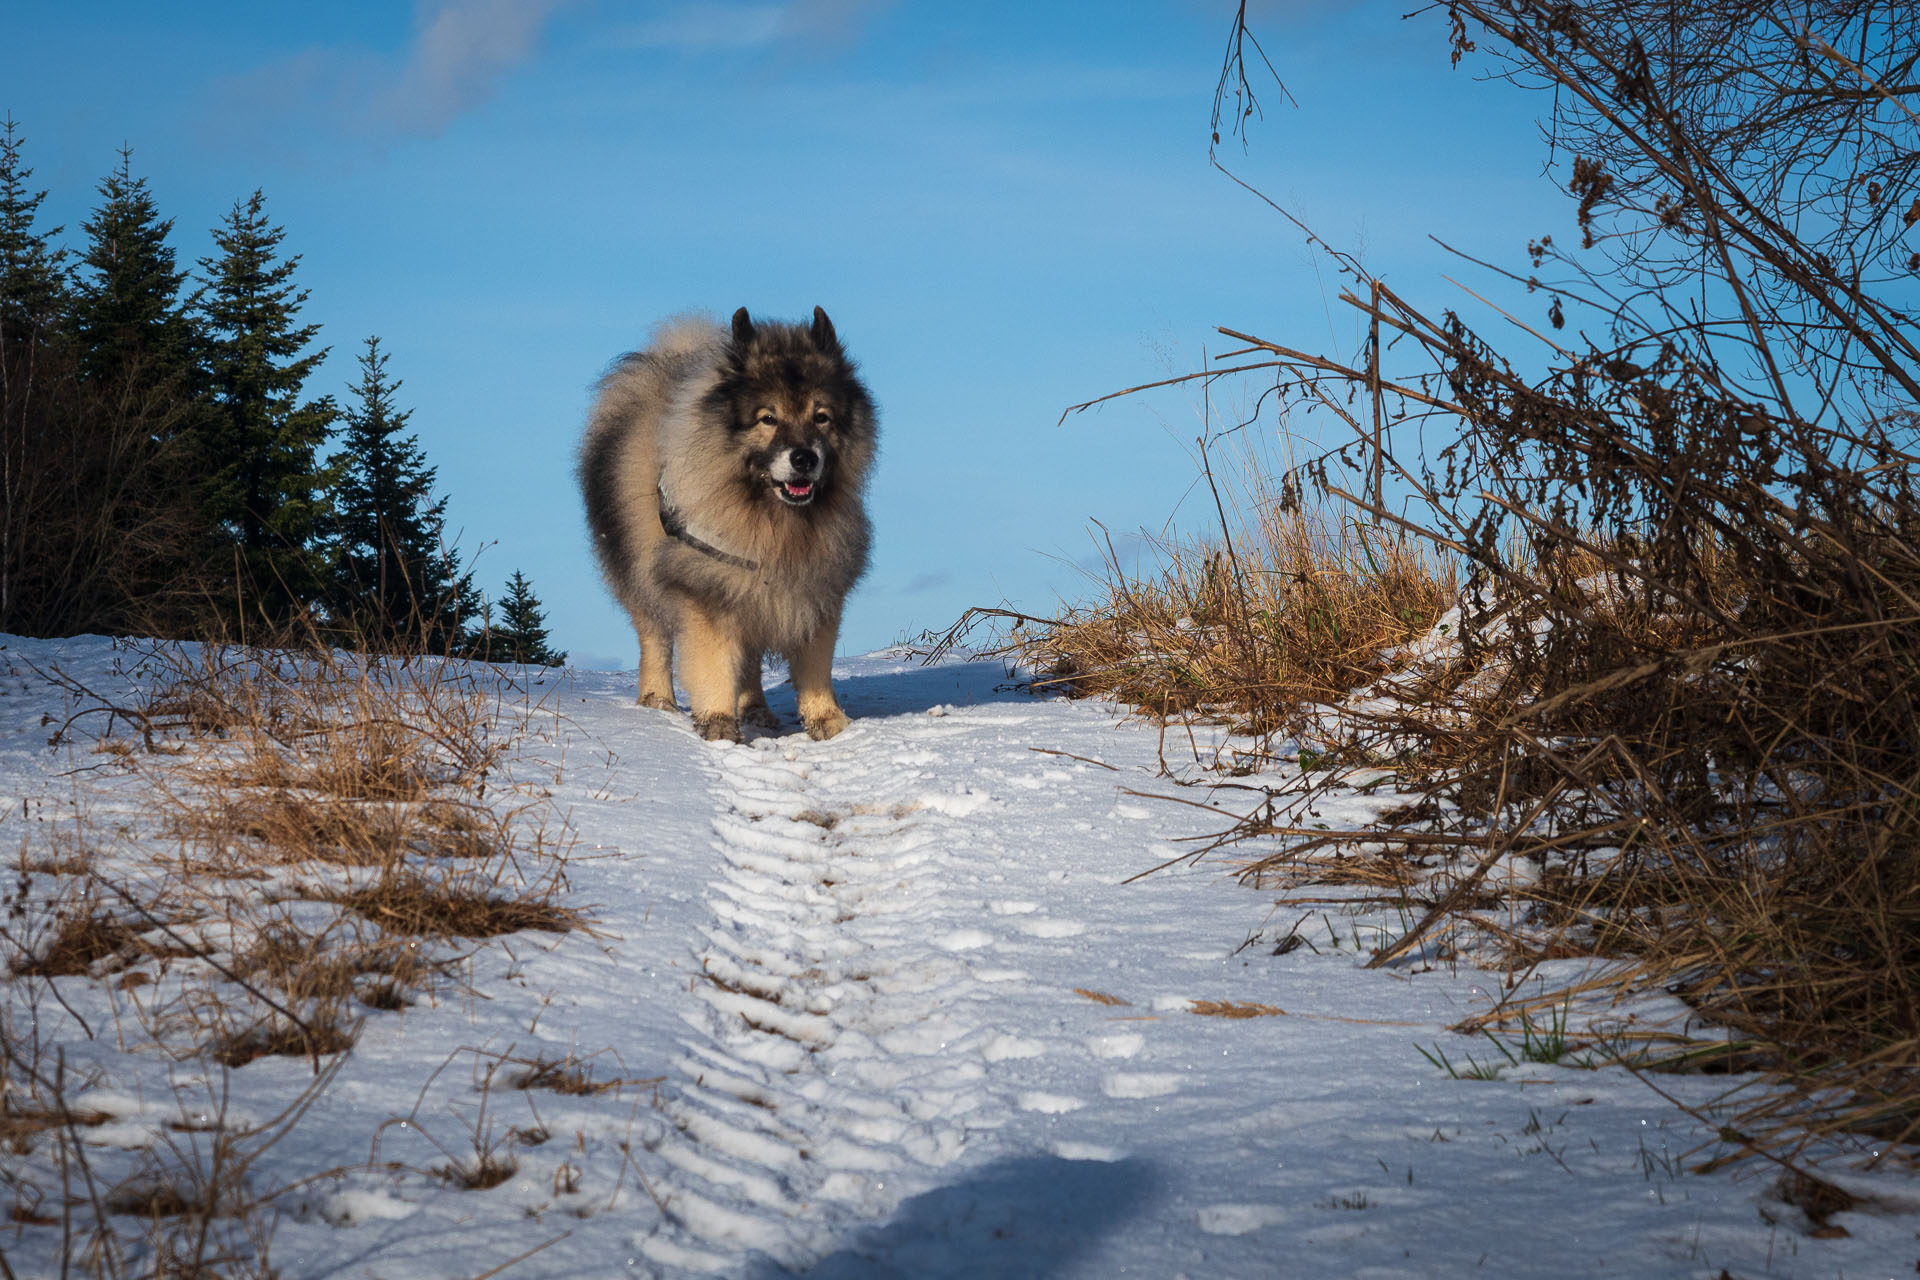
[203,0,574,153]
[611,3,784,52]
[607,0,893,55]
[776,0,894,50]
[374,0,574,136]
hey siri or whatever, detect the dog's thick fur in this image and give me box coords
[579,307,876,742]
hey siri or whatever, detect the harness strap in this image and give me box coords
[657,485,760,571]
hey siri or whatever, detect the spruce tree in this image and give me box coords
[438,547,485,657]
[0,116,67,339]
[487,570,566,667]
[70,148,193,388]
[197,189,336,626]
[328,335,476,652]
[2,128,214,638]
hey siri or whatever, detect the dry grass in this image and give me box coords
[325,874,578,939]
[168,791,501,869]
[211,1017,359,1070]
[438,1150,519,1192]
[1190,1000,1287,1019]
[949,488,1453,742]
[1072,988,1131,1007]
[1,1103,112,1154]
[2,629,587,1275]
[1031,280,1920,1170]
[9,911,148,978]
[508,1049,661,1098]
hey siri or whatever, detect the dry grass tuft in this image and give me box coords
[950,490,1452,739]
[4,626,585,1274]
[9,912,144,978]
[509,1050,659,1097]
[168,791,502,870]
[16,828,97,878]
[1,1104,112,1153]
[1038,274,1920,1166]
[211,1017,357,1069]
[356,981,411,1011]
[1190,1000,1287,1019]
[326,875,577,939]
[438,1151,518,1191]
[105,1180,206,1219]
[1072,988,1131,1007]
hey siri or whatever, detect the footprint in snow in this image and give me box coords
[1196,1204,1289,1236]
[982,1034,1049,1062]
[1084,1033,1144,1060]
[1050,1140,1126,1163]
[1102,1072,1183,1099]
[1016,1092,1086,1114]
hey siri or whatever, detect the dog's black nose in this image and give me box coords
[789,448,819,475]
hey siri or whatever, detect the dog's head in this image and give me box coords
[705,307,876,510]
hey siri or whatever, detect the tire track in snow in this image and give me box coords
[631,719,1006,1273]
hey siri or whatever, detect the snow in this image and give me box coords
[2,633,1917,1278]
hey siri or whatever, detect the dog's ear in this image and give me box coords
[731,307,755,346]
[810,306,838,352]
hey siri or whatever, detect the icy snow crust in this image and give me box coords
[2,633,1916,1278]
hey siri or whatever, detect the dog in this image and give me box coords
[579,307,876,742]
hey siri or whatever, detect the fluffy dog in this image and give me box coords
[579,307,876,741]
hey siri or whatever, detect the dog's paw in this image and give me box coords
[739,704,781,730]
[693,712,743,743]
[804,707,850,740]
[638,691,679,712]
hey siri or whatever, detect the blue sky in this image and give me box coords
[8,1,1571,666]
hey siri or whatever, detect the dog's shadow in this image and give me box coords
[744,1154,1161,1278]
[756,656,1040,729]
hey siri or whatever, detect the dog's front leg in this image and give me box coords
[737,650,779,730]
[632,612,678,711]
[678,604,745,742]
[787,613,849,741]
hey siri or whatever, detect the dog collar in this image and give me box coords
[657,484,761,571]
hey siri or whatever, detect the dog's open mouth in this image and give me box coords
[774,480,816,506]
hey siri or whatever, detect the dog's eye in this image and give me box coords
[812,407,833,426]
[753,408,776,426]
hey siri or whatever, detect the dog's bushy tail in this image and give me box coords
[648,313,723,360]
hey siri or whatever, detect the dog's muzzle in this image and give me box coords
[772,446,823,506]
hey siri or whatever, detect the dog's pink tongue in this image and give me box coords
[787,482,813,496]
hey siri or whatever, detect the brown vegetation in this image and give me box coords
[952,484,1453,739]
[1005,0,1920,1169]
[0,628,582,1274]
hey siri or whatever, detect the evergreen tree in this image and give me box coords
[328,335,477,652]
[0,116,67,338]
[486,570,566,667]
[2,127,214,639]
[197,189,336,626]
[438,546,485,657]
[70,148,193,388]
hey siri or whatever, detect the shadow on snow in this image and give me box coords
[748,1154,1161,1279]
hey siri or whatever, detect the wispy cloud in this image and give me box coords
[204,0,573,153]
[778,0,895,51]
[611,3,784,52]
[376,0,574,136]
[607,0,894,55]
[901,571,951,594]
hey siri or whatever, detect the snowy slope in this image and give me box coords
[1,634,1916,1279]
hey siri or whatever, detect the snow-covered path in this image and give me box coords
[2,638,1916,1279]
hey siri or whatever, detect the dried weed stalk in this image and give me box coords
[944,460,1454,740]
[2,626,586,1273]
[1017,0,1920,1168]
